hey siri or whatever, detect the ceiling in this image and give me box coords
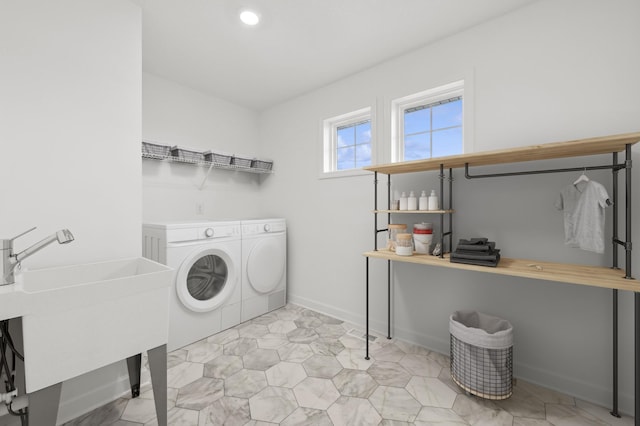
[138,0,537,111]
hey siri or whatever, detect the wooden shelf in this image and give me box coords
[364,132,640,175]
[374,209,454,214]
[363,250,638,292]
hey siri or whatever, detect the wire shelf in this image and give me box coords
[141,141,273,174]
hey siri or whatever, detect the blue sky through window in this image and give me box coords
[337,120,371,170]
[403,98,462,161]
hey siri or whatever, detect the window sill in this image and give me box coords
[318,168,371,180]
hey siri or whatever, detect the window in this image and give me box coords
[322,107,372,176]
[392,81,463,162]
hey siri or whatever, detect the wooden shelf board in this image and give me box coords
[363,250,638,292]
[364,132,640,175]
[373,209,454,214]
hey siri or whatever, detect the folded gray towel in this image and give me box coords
[458,238,489,245]
[450,254,500,268]
[451,250,501,261]
[456,242,495,252]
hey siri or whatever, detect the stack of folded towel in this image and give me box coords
[450,238,501,267]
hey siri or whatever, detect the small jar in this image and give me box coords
[387,224,407,251]
[395,233,413,256]
[413,223,433,254]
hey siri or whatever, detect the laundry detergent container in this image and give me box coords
[449,310,513,400]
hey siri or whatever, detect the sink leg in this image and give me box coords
[148,344,167,426]
[28,382,62,426]
[125,353,142,398]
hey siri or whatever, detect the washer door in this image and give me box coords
[247,236,285,294]
[176,247,237,312]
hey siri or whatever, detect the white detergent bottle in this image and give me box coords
[399,192,408,211]
[419,190,429,211]
[428,190,439,211]
[407,191,417,210]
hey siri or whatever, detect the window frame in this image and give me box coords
[391,80,465,163]
[320,106,374,179]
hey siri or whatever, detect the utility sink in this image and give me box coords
[14,257,172,393]
[20,257,168,293]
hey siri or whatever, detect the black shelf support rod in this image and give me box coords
[464,163,625,180]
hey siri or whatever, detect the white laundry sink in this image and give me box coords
[13,257,172,392]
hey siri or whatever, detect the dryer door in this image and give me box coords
[246,235,285,294]
[176,247,237,312]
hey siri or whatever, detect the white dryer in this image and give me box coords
[142,221,241,351]
[241,218,287,322]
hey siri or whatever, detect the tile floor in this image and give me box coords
[63,304,635,425]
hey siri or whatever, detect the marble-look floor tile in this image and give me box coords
[315,323,347,339]
[242,348,280,370]
[494,383,546,419]
[167,362,204,389]
[305,310,343,325]
[293,377,340,410]
[294,316,324,329]
[310,337,345,356]
[166,349,188,369]
[238,323,270,338]
[62,397,128,425]
[332,368,378,398]
[302,354,343,378]
[207,328,239,345]
[224,369,267,398]
[517,380,574,405]
[183,340,222,363]
[575,399,635,426]
[198,396,250,426]
[281,407,333,426]
[371,343,406,362]
[287,327,320,343]
[120,398,157,424]
[112,421,141,426]
[545,403,608,426]
[369,386,422,422]
[249,386,298,423]
[250,312,279,326]
[144,406,198,426]
[223,337,258,356]
[513,418,555,426]
[327,396,382,426]
[414,406,467,425]
[277,342,314,362]
[257,334,289,349]
[405,376,458,408]
[400,353,443,377]
[394,339,432,357]
[368,361,412,387]
[452,394,513,426]
[338,334,367,350]
[335,348,374,370]
[203,354,242,379]
[268,319,298,334]
[175,377,224,410]
[265,361,307,388]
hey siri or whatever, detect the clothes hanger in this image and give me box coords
[573,168,589,185]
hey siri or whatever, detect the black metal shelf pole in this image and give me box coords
[387,174,392,340]
[611,151,620,418]
[439,164,445,257]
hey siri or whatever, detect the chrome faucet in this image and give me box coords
[1,227,74,286]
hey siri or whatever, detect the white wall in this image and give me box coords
[258,0,640,414]
[0,1,142,423]
[142,73,268,222]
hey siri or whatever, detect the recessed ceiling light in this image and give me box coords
[240,10,260,26]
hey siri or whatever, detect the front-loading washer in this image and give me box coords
[142,220,241,351]
[241,218,287,322]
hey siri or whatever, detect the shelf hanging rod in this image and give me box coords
[464,163,625,180]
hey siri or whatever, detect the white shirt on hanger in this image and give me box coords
[555,180,611,254]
